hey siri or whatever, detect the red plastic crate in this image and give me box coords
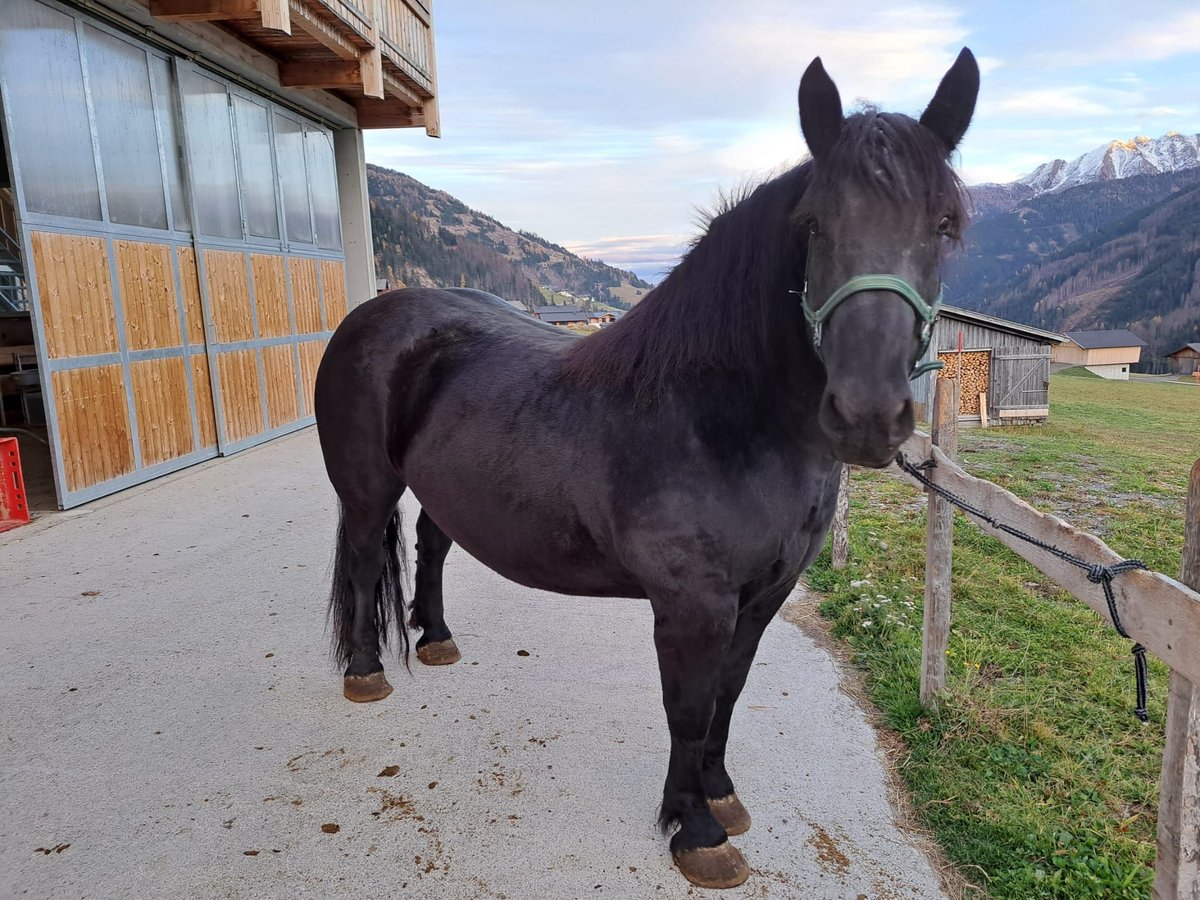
[0,436,30,532]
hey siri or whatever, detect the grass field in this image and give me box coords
[805,374,1200,898]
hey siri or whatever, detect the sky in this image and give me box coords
[365,1,1200,283]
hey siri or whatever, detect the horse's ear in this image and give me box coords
[919,47,980,154]
[798,57,844,159]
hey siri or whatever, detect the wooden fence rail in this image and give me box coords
[830,376,1200,897]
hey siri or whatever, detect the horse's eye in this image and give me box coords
[937,215,955,237]
[803,217,820,236]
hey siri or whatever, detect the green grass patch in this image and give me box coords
[810,374,1197,898]
[1056,365,1102,378]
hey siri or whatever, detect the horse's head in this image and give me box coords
[796,49,978,467]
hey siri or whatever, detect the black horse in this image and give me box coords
[315,50,978,889]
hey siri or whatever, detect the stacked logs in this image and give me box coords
[937,350,989,416]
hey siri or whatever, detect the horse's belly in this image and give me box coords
[406,474,644,599]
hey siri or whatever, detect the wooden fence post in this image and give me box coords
[920,376,960,711]
[832,464,850,570]
[1154,458,1200,899]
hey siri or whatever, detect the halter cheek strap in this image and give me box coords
[791,274,944,380]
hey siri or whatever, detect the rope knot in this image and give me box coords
[1086,564,1109,584]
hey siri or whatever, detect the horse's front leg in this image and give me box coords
[650,590,748,889]
[702,579,797,836]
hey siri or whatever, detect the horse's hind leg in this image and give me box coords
[701,579,795,836]
[330,490,408,702]
[410,508,461,666]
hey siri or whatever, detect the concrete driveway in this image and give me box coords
[0,429,947,899]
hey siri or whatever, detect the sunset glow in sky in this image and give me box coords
[366,2,1200,282]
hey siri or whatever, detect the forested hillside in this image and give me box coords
[368,165,651,309]
[948,170,1200,362]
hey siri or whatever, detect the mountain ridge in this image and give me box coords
[367,165,652,310]
[972,132,1200,207]
[951,167,1200,364]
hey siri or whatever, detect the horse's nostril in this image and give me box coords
[826,392,849,426]
[889,398,915,445]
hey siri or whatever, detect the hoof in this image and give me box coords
[416,639,461,666]
[343,671,393,703]
[708,793,752,836]
[672,841,750,889]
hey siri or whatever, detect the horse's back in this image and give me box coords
[314,287,574,491]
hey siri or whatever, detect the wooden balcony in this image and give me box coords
[146,0,439,133]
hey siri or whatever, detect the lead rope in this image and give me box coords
[896,452,1150,722]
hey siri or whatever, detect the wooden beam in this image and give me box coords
[279,59,364,89]
[258,0,290,33]
[355,101,423,129]
[289,0,359,59]
[998,407,1049,419]
[149,0,258,21]
[420,95,440,137]
[1153,458,1200,899]
[381,71,425,109]
[356,0,384,99]
[831,465,850,570]
[890,433,1200,687]
[421,14,440,137]
[920,376,960,711]
[359,48,384,100]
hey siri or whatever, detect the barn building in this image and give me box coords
[1051,330,1147,380]
[1166,343,1200,376]
[0,0,438,508]
[912,305,1066,427]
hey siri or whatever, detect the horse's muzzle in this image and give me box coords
[818,390,914,468]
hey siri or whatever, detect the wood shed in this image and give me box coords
[1167,343,1200,376]
[912,305,1066,426]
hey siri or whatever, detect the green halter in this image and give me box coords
[794,274,944,380]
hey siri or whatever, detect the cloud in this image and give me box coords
[990,87,1116,117]
[1116,11,1200,61]
[1031,10,1200,67]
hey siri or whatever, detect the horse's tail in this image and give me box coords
[327,505,409,668]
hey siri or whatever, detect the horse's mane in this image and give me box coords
[810,109,969,221]
[562,111,967,401]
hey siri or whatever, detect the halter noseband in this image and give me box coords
[792,274,944,380]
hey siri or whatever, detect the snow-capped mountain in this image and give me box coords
[1016,132,1200,195]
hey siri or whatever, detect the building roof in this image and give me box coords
[1167,343,1200,357]
[535,305,583,316]
[938,305,1067,344]
[1064,329,1148,350]
[539,310,590,324]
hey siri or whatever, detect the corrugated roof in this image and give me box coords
[535,305,583,315]
[938,305,1067,344]
[1167,342,1200,356]
[1064,329,1148,349]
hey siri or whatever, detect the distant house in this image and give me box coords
[537,307,590,327]
[1051,330,1147,379]
[912,305,1066,426]
[588,312,616,325]
[1166,343,1200,376]
[376,278,393,295]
